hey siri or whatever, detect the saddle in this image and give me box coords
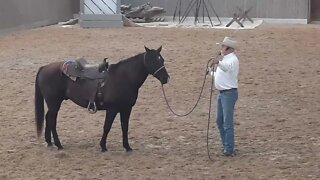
[61,58,109,113]
[64,58,108,79]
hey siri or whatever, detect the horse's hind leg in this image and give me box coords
[51,110,63,150]
[45,113,53,147]
[45,98,63,150]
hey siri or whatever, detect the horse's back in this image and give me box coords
[38,62,64,79]
[37,62,67,99]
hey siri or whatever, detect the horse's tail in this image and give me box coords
[35,67,44,137]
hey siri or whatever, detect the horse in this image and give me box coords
[34,46,169,152]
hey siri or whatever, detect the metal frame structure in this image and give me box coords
[173,0,222,26]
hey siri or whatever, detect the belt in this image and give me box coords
[219,88,237,93]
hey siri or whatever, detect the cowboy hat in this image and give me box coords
[216,37,238,49]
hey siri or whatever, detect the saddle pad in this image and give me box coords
[61,60,77,81]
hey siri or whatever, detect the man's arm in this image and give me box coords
[217,60,234,72]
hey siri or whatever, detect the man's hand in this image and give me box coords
[209,57,220,65]
[207,57,217,75]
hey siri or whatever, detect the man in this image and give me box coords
[208,37,239,156]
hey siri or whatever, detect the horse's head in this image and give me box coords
[144,46,170,84]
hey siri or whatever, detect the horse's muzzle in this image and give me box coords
[162,76,169,84]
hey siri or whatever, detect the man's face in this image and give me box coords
[220,45,233,56]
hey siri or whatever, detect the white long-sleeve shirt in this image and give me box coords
[210,52,239,90]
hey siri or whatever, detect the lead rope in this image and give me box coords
[161,59,216,161]
[161,59,211,117]
[207,68,215,161]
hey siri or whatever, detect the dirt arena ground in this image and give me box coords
[0,24,319,179]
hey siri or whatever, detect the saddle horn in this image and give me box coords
[98,58,109,72]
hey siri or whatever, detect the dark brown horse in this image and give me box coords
[35,46,169,152]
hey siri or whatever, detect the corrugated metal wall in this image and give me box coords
[124,0,309,19]
[0,0,79,33]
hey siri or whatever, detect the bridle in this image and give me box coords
[143,52,165,76]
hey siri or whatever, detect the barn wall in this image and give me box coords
[0,0,80,34]
[124,0,309,19]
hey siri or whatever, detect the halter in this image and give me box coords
[143,52,165,76]
[153,66,165,76]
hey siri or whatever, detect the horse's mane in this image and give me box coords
[108,53,144,73]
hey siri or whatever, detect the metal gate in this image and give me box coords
[80,0,123,28]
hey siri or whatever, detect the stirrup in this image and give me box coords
[87,102,97,114]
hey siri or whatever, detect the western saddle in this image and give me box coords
[61,58,109,113]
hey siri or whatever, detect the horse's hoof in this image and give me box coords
[126,148,133,152]
[101,148,108,152]
[57,146,64,150]
[47,143,53,147]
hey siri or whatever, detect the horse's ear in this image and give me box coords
[144,46,151,52]
[157,46,162,53]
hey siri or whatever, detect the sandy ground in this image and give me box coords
[0,24,320,180]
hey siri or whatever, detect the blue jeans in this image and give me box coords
[216,89,238,154]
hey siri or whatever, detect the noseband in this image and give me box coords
[143,53,165,76]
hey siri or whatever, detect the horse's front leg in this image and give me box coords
[120,106,133,152]
[100,108,118,152]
